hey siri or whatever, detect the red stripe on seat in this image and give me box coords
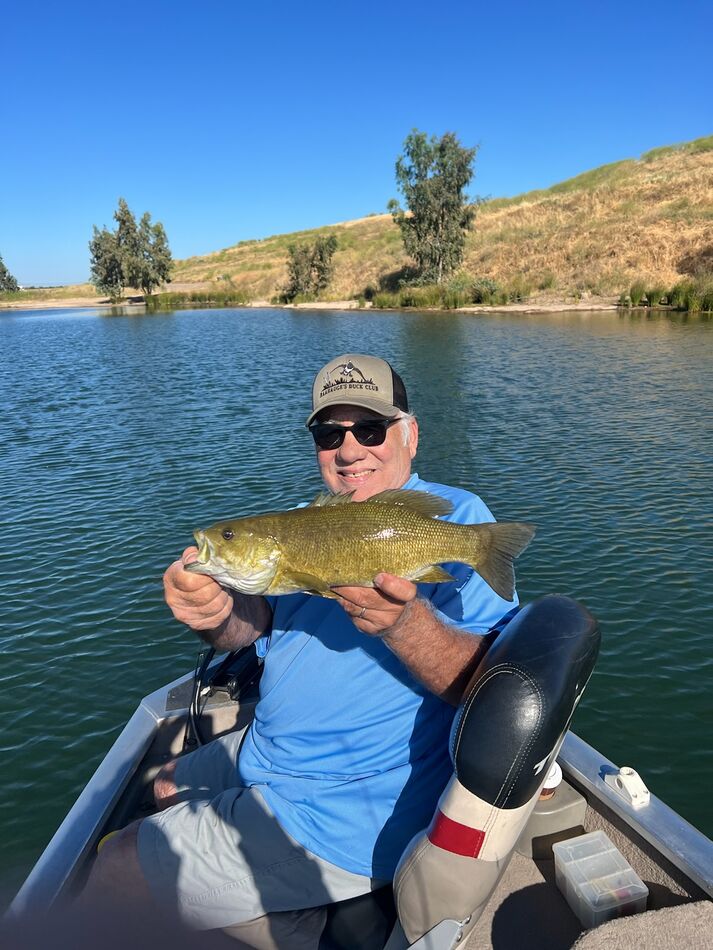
[427,810,485,858]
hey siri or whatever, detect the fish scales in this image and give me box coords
[254,504,486,587]
[187,489,535,602]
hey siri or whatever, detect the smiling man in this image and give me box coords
[82,354,519,946]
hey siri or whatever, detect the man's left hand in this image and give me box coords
[331,573,418,636]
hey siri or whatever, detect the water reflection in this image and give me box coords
[1,305,711,897]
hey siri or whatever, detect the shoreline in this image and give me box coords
[0,294,620,315]
[0,295,144,312]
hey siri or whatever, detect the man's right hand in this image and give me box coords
[163,547,235,632]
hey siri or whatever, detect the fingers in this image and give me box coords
[163,549,234,630]
[331,575,418,636]
[374,573,418,603]
[164,549,211,595]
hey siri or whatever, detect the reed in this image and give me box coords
[145,290,250,311]
[630,282,646,307]
[370,273,522,310]
[646,286,665,308]
[622,274,713,312]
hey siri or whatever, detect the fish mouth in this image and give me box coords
[185,529,213,573]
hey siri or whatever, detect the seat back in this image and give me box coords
[393,595,600,944]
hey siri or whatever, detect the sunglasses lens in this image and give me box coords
[310,419,395,450]
[311,426,344,450]
[353,422,388,446]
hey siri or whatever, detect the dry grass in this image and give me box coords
[8,136,710,308]
[172,214,406,301]
[170,136,712,303]
[0,283,100,302]
[466,140,713,296]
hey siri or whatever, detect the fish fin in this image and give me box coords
[367,489,454,518]
[408,564,456,583]
[309,491,355,507]
[288,571,335,595]
[471,522,536,601]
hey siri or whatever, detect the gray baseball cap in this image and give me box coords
[306,354,409,427]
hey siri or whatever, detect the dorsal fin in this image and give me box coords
[309,490,356,507]
[366,489,454,519]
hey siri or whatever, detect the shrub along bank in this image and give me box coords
[620,274,713,312]
[144,289,250,311]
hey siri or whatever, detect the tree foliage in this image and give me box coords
[89,198,173,301]
[137,213,173,296]
[388,130,478,284]
[0,255,20,290]
[89,227,124,301]
[0,254,19,292]
[283,235,338,301]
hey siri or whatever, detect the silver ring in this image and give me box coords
[359,606,367,619]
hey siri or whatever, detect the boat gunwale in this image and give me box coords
[6,673,184,918]
[559,732,713,898]
[7,669,713,919]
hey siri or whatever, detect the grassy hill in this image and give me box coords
[3,134,711,311]
[170,134,713,304]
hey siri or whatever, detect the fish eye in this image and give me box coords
[222,529,234,540]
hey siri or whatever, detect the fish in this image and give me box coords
[185,489,535,602]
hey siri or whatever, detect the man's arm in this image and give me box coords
[332,574,490,706]
[163,547,272,652]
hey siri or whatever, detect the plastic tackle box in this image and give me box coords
[552,829,648,928]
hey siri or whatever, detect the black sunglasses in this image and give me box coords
[309,418,401,450]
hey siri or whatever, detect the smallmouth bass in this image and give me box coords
[186,489,535,602]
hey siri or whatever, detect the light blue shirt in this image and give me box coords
[237,474,518,878]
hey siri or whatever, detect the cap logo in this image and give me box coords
[320,360,379,399]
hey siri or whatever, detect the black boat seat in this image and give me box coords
[223,594,599,948]
[393,594,600,944]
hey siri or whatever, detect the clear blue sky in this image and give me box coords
[2,0,711,285]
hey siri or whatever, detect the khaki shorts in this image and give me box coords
[136,728,381,934]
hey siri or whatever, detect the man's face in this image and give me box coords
[313,405,418,501]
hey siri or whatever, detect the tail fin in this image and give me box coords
[473,522,536,601]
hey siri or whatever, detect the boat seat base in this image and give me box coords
[320,885,397,949]
[221,886,396,950]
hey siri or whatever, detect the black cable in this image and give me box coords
[182,647,215,752]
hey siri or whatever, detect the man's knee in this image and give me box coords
[223,906,328,950]
[154,759,180,809]
[83,821,150,904]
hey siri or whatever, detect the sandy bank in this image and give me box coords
[0,295,143,312]
[1,294,620,315]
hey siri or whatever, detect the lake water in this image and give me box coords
[1,305,711,902]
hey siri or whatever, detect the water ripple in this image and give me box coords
[1,306,711,894]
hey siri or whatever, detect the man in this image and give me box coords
[83,354,518,943]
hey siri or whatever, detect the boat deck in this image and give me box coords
[461,794,710,949]
[10,655,712,949]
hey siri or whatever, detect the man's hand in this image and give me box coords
[331,573,418,636]
[163,547,234,631]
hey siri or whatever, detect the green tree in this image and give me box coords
[88,227,124,301]
[89,198,173,300]
[311,235,339,292]
[114,198,143,290]
[0,254,19,292]
[137,213,173,295]
[388,130,478,284]
[283,235,338,301]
